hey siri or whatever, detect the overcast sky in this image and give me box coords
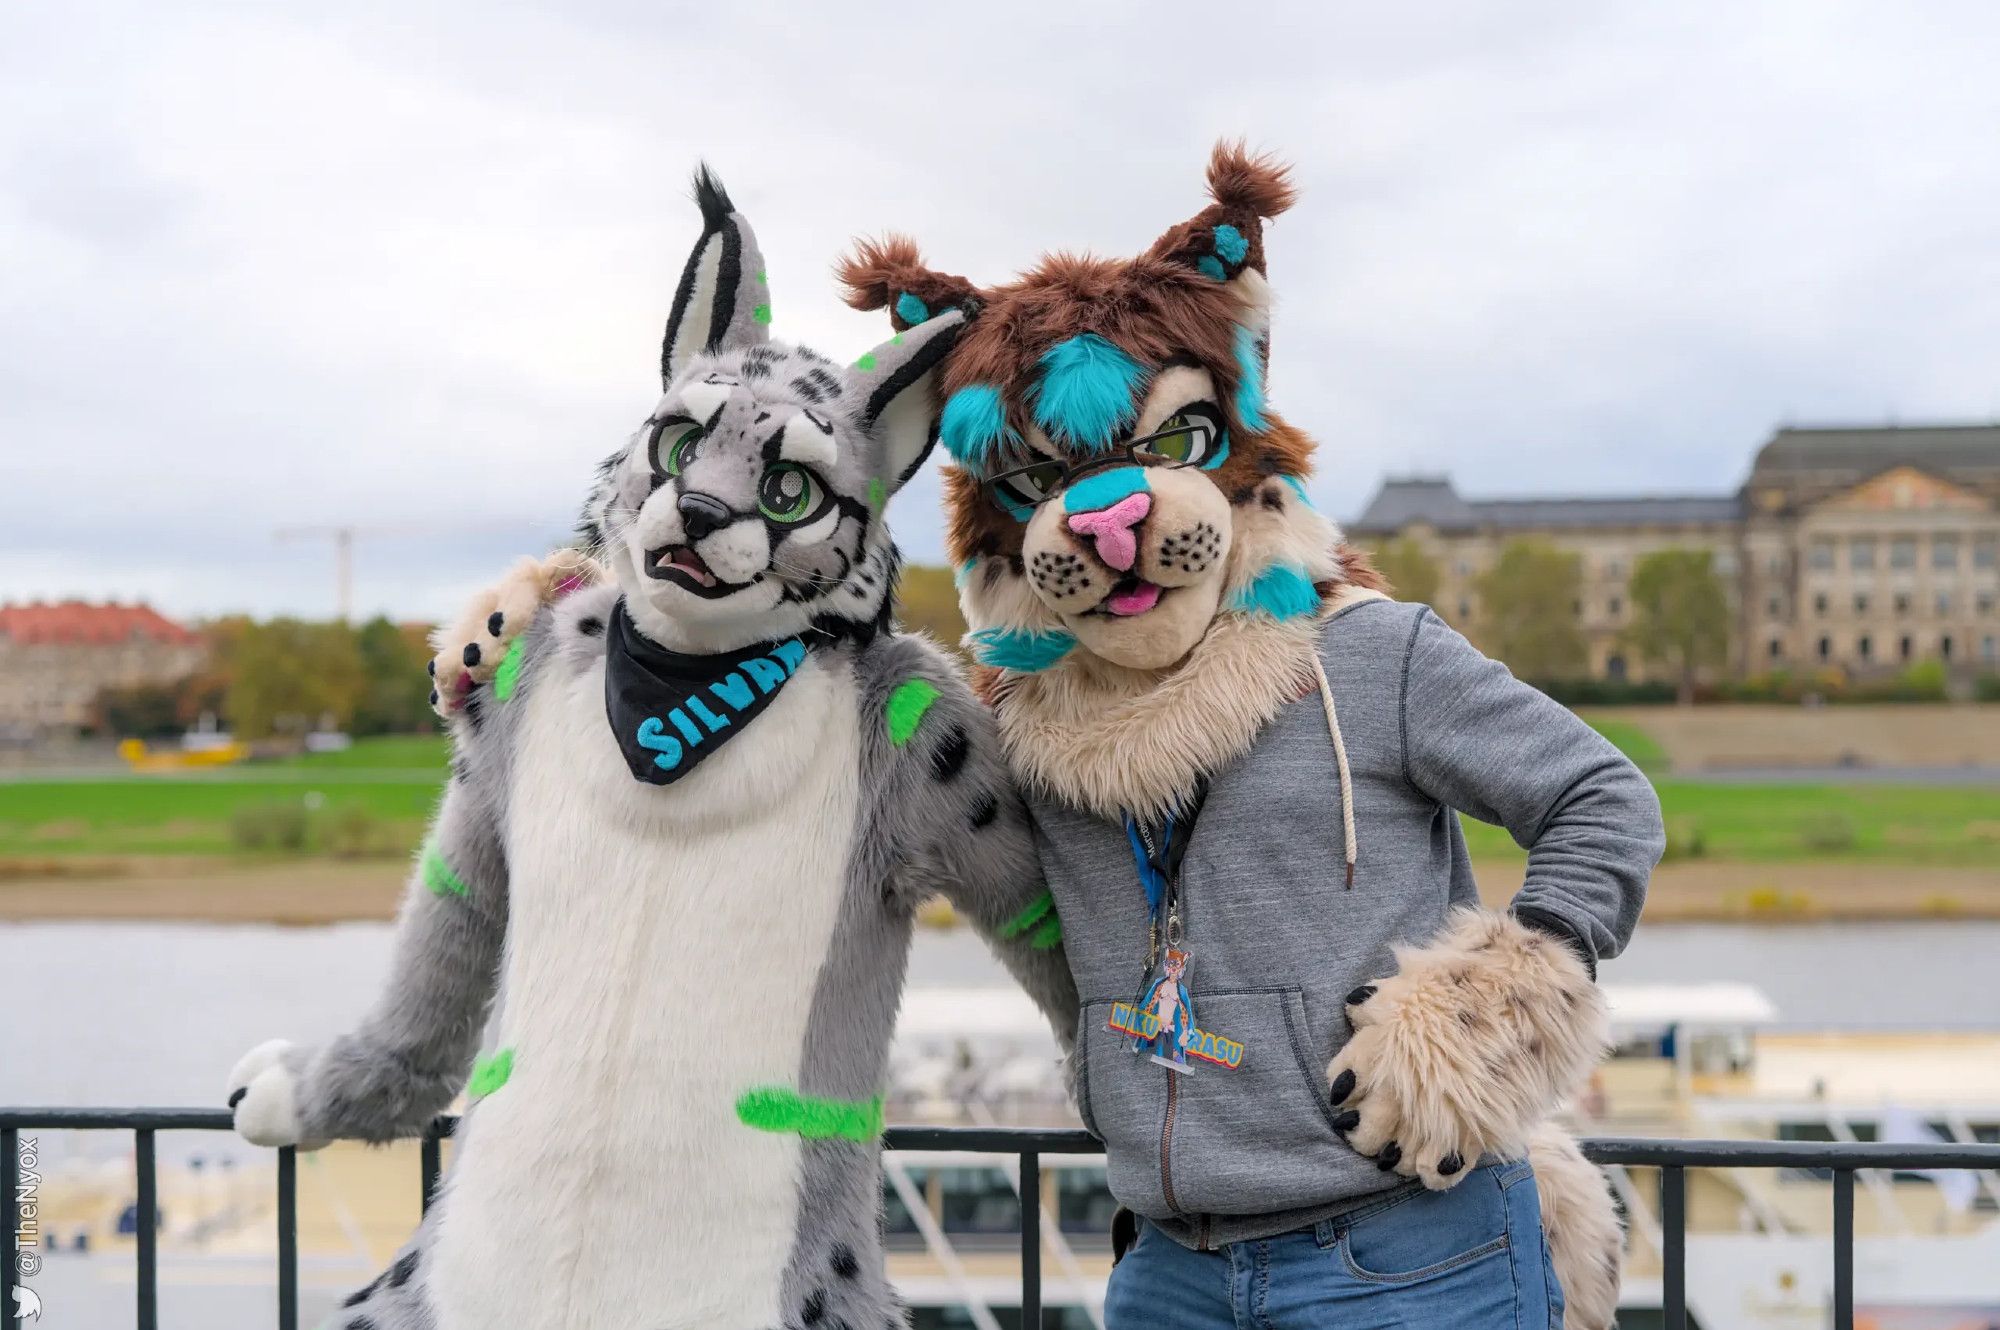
[5,2,1998,622]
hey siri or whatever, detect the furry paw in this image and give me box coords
[1325,909,1607,1190]
[428,550,604,717]
[226,1039,327,1150]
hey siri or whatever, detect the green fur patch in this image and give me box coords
[468,1048,513,1099]
[755,269,768,284]
[885,678,941,746]
[751,303,772,325]
[1029,915,1064,950]
[868,476,886,514]
[1000,890,1056,940]
[491,636,526,702]
[734,1087,884,1142]
[421,846,468,898]
[854,352,878,371]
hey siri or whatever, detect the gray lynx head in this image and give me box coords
[580,169,968,653]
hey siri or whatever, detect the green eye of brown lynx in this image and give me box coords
[758,463,821,523]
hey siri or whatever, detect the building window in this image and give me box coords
[1850,538,1877,571]
[1976,537,1998,569]
[1607,596,1622,617]
[1858,634,1873,661]
[1767,595,1784,618]
[1936,592,1952,617]
[1894,592,1911,615]
[1605,559,1624,578]
[1814,592,1829,616]
[1817,635,1831,661]
[1854,593,1869,615]
[1768,639,1783,661]
[1714,551,1737,576]
[1942,635,1954,660]
[1573,599,1584,618]
[1455,561,1472,578]
[1767,553,1787,576]
[1984,635,1997,663]
[1810,540,1835,571]
[1980,593,1997,616]
[1933,536,1960,570]
[1890,536,1917,569]
[1458,599,1472,620]
[1899,635,1913,662]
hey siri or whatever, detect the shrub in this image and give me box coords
[229,800,311,852]
[1976,674,2000,703]
[1661,817,1707,861]
[1536,678,1677,706]
[319,805,398,859]
[1798,813,1858,854]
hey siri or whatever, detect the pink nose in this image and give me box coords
[1066,492,1152,572]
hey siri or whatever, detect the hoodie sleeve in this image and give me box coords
[1399,608,1662,969]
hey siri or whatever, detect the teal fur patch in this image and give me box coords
[968,626,1077,672]
[1281,474,1314,507]
[1196,255,1226,281]
[1201,430,1232,471]
[1212,223,1249,264]
[421,846,467,898]
[735,1087,884,1142]
[1232,323,1268,431]
[1062,465,1149,514]
[939,384,1011,464]
[1031,334,1147,451]
[954,557,978,588]
[1231,563,1319,621]
[895,291,930,325]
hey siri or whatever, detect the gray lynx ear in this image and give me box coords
[660,166,771,388]
[848,308,969,502]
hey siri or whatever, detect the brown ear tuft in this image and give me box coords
[835,235,982,329]
[1206,140,1297,219]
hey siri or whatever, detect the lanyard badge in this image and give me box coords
[1105,807,1244,1074]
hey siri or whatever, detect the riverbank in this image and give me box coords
[3,854,1996,924]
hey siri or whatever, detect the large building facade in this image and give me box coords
[1350,424,2000,684]
[0,600,207,738]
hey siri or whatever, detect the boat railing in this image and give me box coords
[5,1109,1999,1330]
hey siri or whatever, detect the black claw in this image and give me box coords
[427,659,436,676]
[1329,1069,1356,1103]
[227,1087,247,1109]
[1438,1152,1464,1176]
[462,643,482,668]
[429,689,439,706]
[1346,984,1376,1008]
[488,611,504,636]
[1375,1142,1402,1170]
[1332,1109,1359,1132]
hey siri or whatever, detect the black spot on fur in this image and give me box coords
[969,796,998,829]
[830,1243,860,1279]
[1231,483,1258,505]
[487,611,504,636]
[801,1288,826,1324]
[1260,487,1285,512]
[345,1317,377,1330]
[578,616,604,637]
[738,357,772,380]
[462,643,481,668]
[449,753,472,784]
[387,1248,420,1289]
[341,1274,381,1307]
[790,376,827,404]
[461,691,484,729]
[929,728,969,782]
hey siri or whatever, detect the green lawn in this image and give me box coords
[1580,717,1668,773]
[1459,780,2000,866]
[269,734,449,771]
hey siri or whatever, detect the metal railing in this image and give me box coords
[4,1109,1998,1330]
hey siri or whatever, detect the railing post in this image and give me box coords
[277,1146,299,1330]
[422,1128,442,1214]
[135,1128,157,1330]
[3,1126,18,1330]
[1661,1165,1686,1330]
[1020,1151,1041,1330]
[1832,1168,1854,1330]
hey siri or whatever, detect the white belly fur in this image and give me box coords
[430,652,861,1330]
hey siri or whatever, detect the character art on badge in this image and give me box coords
[1139,947,1193,1067]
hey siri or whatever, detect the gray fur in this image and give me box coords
[289,177,1077,1330]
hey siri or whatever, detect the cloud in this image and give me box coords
[4,0,1997,620]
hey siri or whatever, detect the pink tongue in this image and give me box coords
[1106,582,1163,616]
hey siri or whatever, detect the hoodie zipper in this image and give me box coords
[1135,820,1193,1236]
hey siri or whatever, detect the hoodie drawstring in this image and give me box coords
[1309,651,1357,889]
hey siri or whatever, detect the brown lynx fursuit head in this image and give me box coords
[836,143,1628,1327]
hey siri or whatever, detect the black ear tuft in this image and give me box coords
[692,164,733,233]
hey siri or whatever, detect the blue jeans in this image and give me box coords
[1103,1161,1564,1329]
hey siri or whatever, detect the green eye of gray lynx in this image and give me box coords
[758,464,820,523]
[652,422,704,477]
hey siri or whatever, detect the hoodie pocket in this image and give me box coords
[1153,987,1358,1217]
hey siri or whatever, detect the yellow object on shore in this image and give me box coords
[117,738,248,771]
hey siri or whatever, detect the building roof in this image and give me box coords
[1352,476,1739,534]
[0,599,202,647]
[1749,423,2000,481]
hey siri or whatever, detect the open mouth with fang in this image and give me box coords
[1094,576,1165,618]
[645,544,741,599]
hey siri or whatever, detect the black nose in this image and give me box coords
[677,492,732,541]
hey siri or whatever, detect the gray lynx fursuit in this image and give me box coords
[224,173,1079,1330]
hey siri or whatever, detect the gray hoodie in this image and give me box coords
[1031,598,1663,1250]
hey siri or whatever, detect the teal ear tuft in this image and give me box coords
[1196,256,1227,281]
[895,291,931,325]
[1212,223,1249,265]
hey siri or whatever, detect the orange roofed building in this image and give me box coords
[0,600,207,737]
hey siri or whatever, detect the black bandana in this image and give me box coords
[603,602,810,785]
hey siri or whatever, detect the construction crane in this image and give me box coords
[276,520,556,620]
